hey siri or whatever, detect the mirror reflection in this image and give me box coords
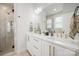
[30,3,79,39]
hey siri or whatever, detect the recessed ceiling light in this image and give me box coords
[53,8,57,11]
[34,7,42,14]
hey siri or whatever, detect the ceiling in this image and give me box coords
[44,3,63,15]
[32,3,52,10]
[0,3,78,16]
[31,3,79,16]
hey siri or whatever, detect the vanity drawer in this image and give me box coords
[32,50,41,56]
[32,45,41,56]
[31,37,41,48]
[32,37,41,43]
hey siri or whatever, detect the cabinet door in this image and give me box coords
[42,41,54,56]
[44,41,49,56]
[41,41,45,56]
[54,45,76,56]
[27,36,42,56]
[31,37,41,56]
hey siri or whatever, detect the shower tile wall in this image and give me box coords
[0,4,14,52]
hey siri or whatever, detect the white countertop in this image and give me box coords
[26,32,79,52]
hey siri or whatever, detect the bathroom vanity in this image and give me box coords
[26,32,79,56]
[26,4,79,56]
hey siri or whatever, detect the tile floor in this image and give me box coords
[2,51,30,56]
[0,49,14,56]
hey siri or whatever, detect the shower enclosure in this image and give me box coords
[0,4,14,55]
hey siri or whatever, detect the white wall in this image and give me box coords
[14,3,34,51]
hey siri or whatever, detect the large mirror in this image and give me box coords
[42,3,79,38]
[30,3,79,38]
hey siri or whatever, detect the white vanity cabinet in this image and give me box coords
[53,45,76,56]
[27,33,77,56]
[31,37,41,56]
[27,35,41,56]
[41,41,54,56]
[41,40,76,56]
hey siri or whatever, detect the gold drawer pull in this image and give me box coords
[49,45,55,56]
[49,45,51,56]
[53,47,55,56]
